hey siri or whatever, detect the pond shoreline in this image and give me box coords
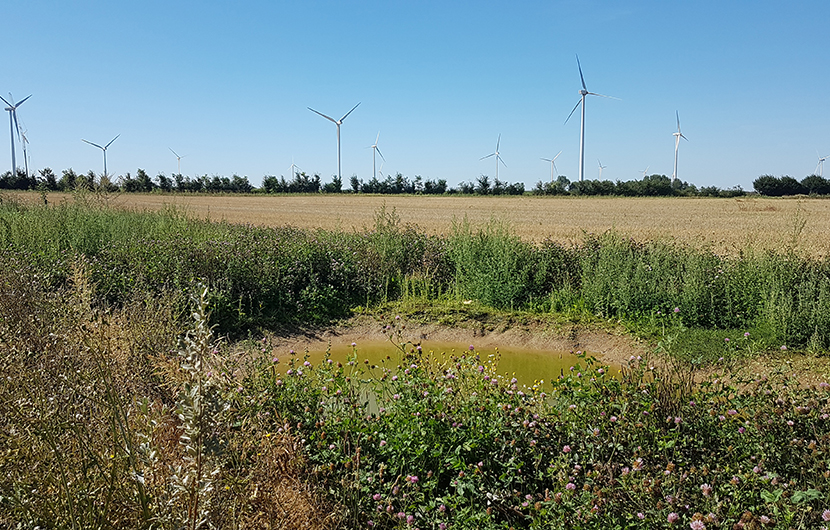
[265,314,647,368]
[262,312,830,387]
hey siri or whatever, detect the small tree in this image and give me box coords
[475,175,491,195]
[801,175,830,195]
[323,175,342,193]
[157,173,173,192]
[754,175,784,196]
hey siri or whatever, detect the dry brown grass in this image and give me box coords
[9,191,830,256]
[0,253,338,529]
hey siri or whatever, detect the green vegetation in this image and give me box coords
[2,196,830,528]
[2,272,829,528]
[753,174,830,196]
[1,195,828,355]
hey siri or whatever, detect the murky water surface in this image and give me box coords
[283,339,612,388]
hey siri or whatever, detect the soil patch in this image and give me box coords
[266,314,648,368]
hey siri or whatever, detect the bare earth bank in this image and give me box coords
[265,315,648,368]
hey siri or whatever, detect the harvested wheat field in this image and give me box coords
[13,191,830,256]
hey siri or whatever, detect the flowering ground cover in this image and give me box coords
[249,317,830,529]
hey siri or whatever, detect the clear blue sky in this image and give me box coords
[5,0,829,190]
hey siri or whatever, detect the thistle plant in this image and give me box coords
[169,284,229,529]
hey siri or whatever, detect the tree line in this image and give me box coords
[753,174,830,196]
[0,167,748,198]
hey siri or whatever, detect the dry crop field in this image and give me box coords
[11,191,830,256]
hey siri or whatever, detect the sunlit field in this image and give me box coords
[10,191,830,256]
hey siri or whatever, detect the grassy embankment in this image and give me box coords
[1,195,829,528]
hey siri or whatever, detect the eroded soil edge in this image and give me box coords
[266,315,648,368]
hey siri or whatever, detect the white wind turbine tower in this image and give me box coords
[0,93,31,175]
[565,56,617,182]
[815,152,828,177]
[540,150,562,183]
[169,148,186,175]
[480,134,506,180]
[597,159,607,179]
[17,115,31,179]
[82,134,120,177]
[368,132,385,179]
[308,103,360,180]
[20,127,30,179]
[671,111,688,184]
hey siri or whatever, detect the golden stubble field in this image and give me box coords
[11,191,830,256]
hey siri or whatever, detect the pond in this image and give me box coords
[283,339,614,388]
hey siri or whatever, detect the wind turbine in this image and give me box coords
[480,134,506,180]
[0,93,31,175]
[565,55,618,182]
[368,132,385,179]
[308,102,360,180]
[289,158,302,180]
[597,159,607,179]
[169,147,186,175]
[82,134,120,177]
[641,166,650,178]
[540,150,562,183]
[671,111,688,183]
[20,127,29,179]
[815,152,828,177]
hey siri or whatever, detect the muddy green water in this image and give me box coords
[284,340,612,388]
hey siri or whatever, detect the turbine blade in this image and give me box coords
[15,94,32,108]
[576,54,587,91]
[82,139,105,150]
[375,131,380,145]
[480,153,496,160]
[105,134,120,148]
[340,102,361,122]
[12,112,20,139]
[0,95,10,107]
[498,155,507,168]
[553,150,562,161]
[676,110,681,132]
[376,146,385,161]
[496,134,501,151]
[540,157,552,162]
[169,147,180,158]
[308,107,337,123]
[587,92,621,100]
[680,133,688,141]
[564,99,582,124]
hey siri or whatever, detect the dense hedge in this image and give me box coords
[753,174,830,196]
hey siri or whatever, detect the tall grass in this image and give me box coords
[1,196,830,350]
[0,263,335,528]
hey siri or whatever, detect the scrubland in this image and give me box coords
[1,192,829,529]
